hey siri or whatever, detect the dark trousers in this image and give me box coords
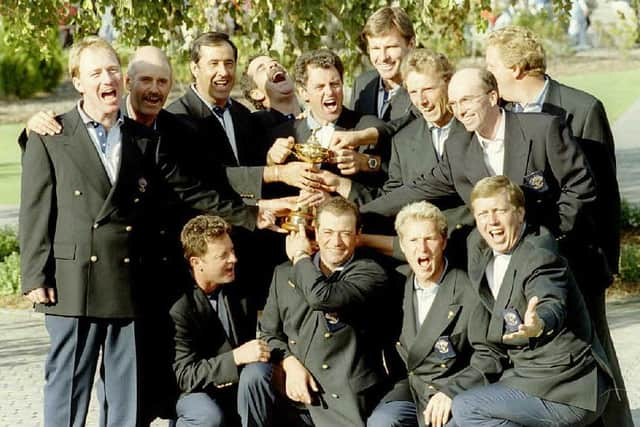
[176,362,277,427]
[44,315,138,427]
[452,381,608,427]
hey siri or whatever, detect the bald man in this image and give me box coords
[361,67,596,255]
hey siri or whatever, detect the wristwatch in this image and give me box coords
[367,155,379,170]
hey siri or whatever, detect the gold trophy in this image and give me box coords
[282,130,331,233]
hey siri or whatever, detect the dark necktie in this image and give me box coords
[208,290,236,346]
[381,90,392,121]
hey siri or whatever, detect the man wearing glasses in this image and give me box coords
[361,67,596,253]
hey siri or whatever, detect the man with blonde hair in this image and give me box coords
[352,49,473,267]
[393,201,494,427]
[20,36,158,426]
[352,6,416,128]
[486,26,629,426]
[453,175,613,426]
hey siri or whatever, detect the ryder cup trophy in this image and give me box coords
[282,130,331,233]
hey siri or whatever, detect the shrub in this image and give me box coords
[0,26,64,99]
[0,227,19,261]
[619,243,640,284]
[0,251,20,296]
[621,199,640,230]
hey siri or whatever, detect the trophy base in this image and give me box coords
[282,208,315,233]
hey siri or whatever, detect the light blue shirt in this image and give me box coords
[77,102,123,184]
[511,77,550,113]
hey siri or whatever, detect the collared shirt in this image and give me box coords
[484,223,526,299]
[413,258,449,330]
[191,84,239,162]
[428,118,454,160]
[77,101,123,184]
[306,112,336,148]
[510,77,550,113]
[476,110,506,176]
[377,77,400,119]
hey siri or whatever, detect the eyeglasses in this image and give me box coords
[447,90,492,112]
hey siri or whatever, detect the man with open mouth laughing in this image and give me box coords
[453,176,613,427]
[241,54,301,130]
[269,49,394,209]
[393,201,494,427]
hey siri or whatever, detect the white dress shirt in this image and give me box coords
[476,110,506,176]
[413,259,448,330]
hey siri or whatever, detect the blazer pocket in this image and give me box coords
[53,242,76,260]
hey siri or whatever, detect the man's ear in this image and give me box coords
[250,88,266,103]
[189,61,199,81]
[513,65,526,80]
[72,76,83,94]
[189,256,200,271]
[408,37,416,49]
[124,74,132,92]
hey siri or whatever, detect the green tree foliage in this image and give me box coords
[1,0,573,82]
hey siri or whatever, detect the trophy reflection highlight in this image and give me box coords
[282,131,331,233]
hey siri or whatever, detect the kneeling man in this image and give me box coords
[170,215,272,427]
[394,201,497,427]
[258,196,418,426]
[452,176,612,426]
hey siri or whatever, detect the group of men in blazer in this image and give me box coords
[19,3,631,426]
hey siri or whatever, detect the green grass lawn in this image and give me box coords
[558,68,640,123]
[0,123,22,205]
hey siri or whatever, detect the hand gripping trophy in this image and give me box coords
[282,128,331,232]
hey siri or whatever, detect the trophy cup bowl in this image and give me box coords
[292,142,330,164]
[283,135,330,233]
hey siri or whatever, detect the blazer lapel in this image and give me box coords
[468,239,496,312]
[503,112,530,185]
[399,273,418,346]
[361,77,379,116]
[464,134,491,185]
[62,109,111,198]
[407,270,461,370]
[95,120,150,222]
[294,120,313,143]
[229,102,248,165]
[487,259,517,342]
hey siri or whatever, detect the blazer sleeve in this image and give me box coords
[19,133,55,293]
[360,149,457,217]
[154,137,259,231]
[544,116,596,236]
[170,304,240,393]
[520,248,570,348]
[259,267,292,362]
[289,257,387,312]
[439,302,503,398]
